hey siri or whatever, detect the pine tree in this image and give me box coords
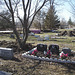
[68,17,73,26]
[44,5,60,30]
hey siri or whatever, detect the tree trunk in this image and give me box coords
[20,28,29,50]
[1,0,48,50]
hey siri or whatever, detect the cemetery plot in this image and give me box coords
[22,44,75,64]
[22,50,75,64]
[0,30,75,75]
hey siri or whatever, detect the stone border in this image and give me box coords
[22,51,75,64]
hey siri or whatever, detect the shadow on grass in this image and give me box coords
[0,57,21,62]
[26,60,41,75]
[29,60,41,69]
[60,63,75,73]
[12,57,21,62]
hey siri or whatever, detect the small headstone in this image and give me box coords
[10,34,15,39]
[55,37,61,39]
[35,35,40,38]
[62,48,71,55]
[0,47,13,59]
[37,44,47,52]
[29,32,35,36]
[51,36,56,39]
[49,44,59,55]
[20,34,23,37]
[37,37,44,41]
[72,40,75,42]
[0,71,12,75]
[56,34,58,36]
[44,35,49,41]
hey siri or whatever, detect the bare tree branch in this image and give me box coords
[4,0,11,11]
[27,0,32,21]
[28,0,48,29]
[22,0,27,28]
[13,0,20,13]
[26,0,30,10]
[22,0,26,13]
[17,9,24,27]
[69,0,75,11]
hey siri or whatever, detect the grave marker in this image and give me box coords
[44,35,49,41]
[0,47,13,59]
[37,37,44,41]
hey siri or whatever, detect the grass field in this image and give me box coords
[0,31,75,50]
[27,32,75,51]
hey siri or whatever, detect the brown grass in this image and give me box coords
[0,31,75,75]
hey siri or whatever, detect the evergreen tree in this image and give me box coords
[68,17,73,26]
[44,5,60,30]
[0,11,12,30]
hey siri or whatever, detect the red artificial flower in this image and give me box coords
[46,50,51,57]
[31,49,38,55]
[60,52,68,59]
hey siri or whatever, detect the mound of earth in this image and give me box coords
[0,40,33,52]
[58,30,75,36]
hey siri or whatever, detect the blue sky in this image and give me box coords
[0,0,74,22]
[42,0,73,22]
[55,0,74,21]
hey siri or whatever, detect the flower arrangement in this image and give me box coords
[60,52,68,59]
[46,50,52,58]
[31,49,38,55]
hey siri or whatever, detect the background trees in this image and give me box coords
[32,10,46,30]
[68,0,75,17]
[1,0,75,50]
[0,0,48,49]
[0,11,12,30]
[68,17,73,26]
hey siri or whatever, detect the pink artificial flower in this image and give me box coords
[60,55,63,57]
[34,49,38,52]
[31,51,35,55]
[65,53,68,57]
[60,52,68,59]
[49,54,51,56]
[46,50,51,57]
[31,49,38,55]
[47,50,50,54]
[62,53,64,55]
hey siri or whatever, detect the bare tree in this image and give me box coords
[0,0,48,49]
[33,10,46,30]
[68,0,75,16]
